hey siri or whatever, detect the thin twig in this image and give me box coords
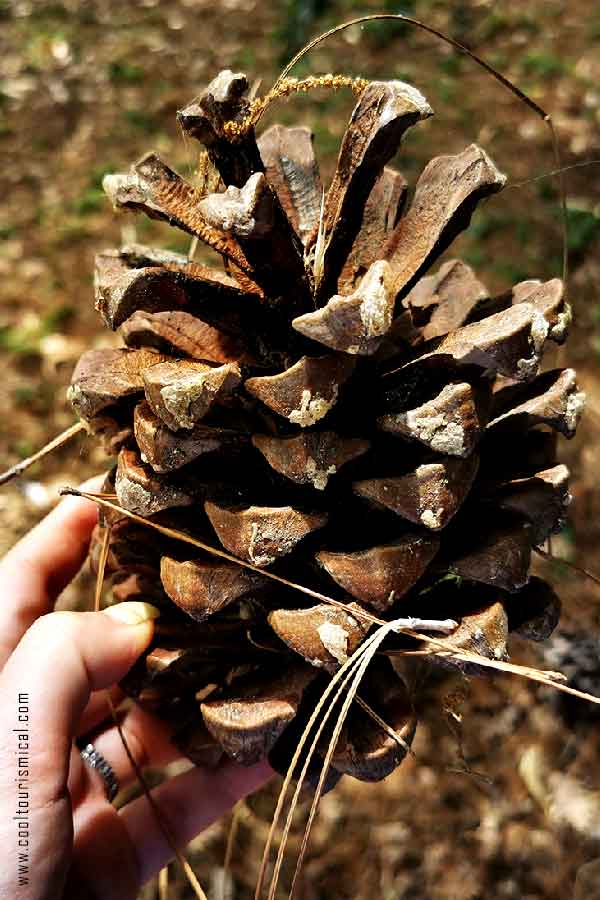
[0,421,85,487]
[287,627,397,899]
[107,694,209,900]
[546,115,568,285]
[506,160,600,190]
[355,696,414,758]
[222,802,243,900]
[158,866,169,900]
[61,487,387,631]
[263,631,387,900]
[267,15,547,123]
[392,616,458,634]
[68,486,600,709]
[256,13,569,294]
[534,545,600,589]
[94,525,111,612]
[255,629,385,898]
[92,500,208,900]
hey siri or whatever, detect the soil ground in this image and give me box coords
[1,1,600,897]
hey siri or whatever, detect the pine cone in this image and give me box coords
[70,70,585,784]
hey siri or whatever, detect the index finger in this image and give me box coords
[0,474,104,667]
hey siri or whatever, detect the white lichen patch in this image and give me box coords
[247,521,277,567]
[289,387,337,427]
[114,475,188,517]
[305,456,337,490]
[430,421,466,455]
[420,507,444,530]
[565,389,586,434]
[160,373,213,429]
[359,261,393,338]
[550,304,572,341]
[530,310,550,354]
[115,477,154,515]
[517,310,550,380]
[318,622,349,664]
[405,410,466,456]
[199,173,265,238]
[245,513,313,567]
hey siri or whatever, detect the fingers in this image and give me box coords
[0,474,104,667]
[121,758,273,884]
[68,754,272,899]
[69,800,140,900]
[0,602,158,899]
[72,703,182,803]
[0,603,158,811]
[76,685,125,739]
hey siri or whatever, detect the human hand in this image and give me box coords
[0,482,272,900]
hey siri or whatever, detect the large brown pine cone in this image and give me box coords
[69,70,585,784]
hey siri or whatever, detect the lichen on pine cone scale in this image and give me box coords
[69,69,585,784]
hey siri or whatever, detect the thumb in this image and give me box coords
[0,603,158,900]
[0,603,159,806]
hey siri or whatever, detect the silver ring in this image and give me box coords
[80,743,120,802]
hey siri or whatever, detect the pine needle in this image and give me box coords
[221,802,244,900]
[61,486,387,630]
[286,625,399,900]
[158,866,169,900]
[92,500,208,900]
[94,524,111,612]
[355,695,414,758]
[0,421,85,487]
[534,545,600,589]
[256,13,568,288]
[107,693,209,900]
[69,485,600,710]
[255,623,406,899]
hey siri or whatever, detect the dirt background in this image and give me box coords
[1,1,600,897]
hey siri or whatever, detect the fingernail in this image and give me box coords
[104,602,161,626]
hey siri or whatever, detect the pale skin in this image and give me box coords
[0,480,272,900]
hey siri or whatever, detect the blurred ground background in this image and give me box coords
[1,0,600,897]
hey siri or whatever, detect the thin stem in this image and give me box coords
[61,487,387,630]
[266,15,546,122]
[258,13,569,299]
[158,866,169,900]
[534,545,600,589]
[355,696,414,758]
[288,626,396,899]
[267,640,381,900]
[255,628,385,898]
[222,802,243,900]
[392,616,458,635]
[107,694,209,900]
[92,503,207,900]
[0,421,85,487]
[505,160,600,190]
[66,486,600,709]
[94,525,111,612]
[546,116,568,285]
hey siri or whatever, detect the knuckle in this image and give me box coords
[25,610,81,652]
